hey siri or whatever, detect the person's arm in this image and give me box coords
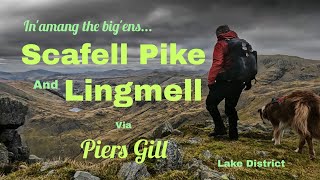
[208,42,226,85]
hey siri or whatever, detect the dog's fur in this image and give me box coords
[258,90,320,160]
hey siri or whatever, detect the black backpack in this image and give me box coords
[220,38,257,82]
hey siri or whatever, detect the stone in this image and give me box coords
[69,107,82,112]
[200,170,222,180]
[188,137,202,144]
[187,158,203,172]
[74,171,100,180]
[153,121,174,138]
[155,140,183,172]
[187,158,232,180]
[117,162,150,180]
[202,150,212,160]
[256,151,269,157]
[28,154,44,164]
[40,161,64,172]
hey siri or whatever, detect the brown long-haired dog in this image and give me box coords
[258,90,320,160]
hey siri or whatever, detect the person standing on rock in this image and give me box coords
[206,25,257,140]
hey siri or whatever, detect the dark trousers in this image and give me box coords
[206,81,244,133]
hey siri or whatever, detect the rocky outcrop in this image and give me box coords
[0,143,9,165]
[0,129,29,162]
[0,97,29,163]
[117,162,151,180]
[155,140,183,172]
[0,97,28,128]
[187,158,235,180]
[153,121,174,138]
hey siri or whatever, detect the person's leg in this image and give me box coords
[206,82,227,136]
[225,82,244,140]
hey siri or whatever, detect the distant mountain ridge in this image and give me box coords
[0,69,60,80]
[257,55,320,83]
[0,68,206,81]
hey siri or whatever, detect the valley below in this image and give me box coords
[1,55,320,180]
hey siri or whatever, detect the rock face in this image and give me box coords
[117,162,151,180]
[0,97,28,127]
[0,97,29,163]
[0,143,9,165]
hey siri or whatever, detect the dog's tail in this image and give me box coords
[292,102,310,136]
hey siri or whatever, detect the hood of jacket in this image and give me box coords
[217,30,238,41]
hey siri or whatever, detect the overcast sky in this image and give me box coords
[0,0,319,72]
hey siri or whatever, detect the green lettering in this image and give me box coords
[65,80,83,101]
[22,44,41,65]
[140,44,158,64]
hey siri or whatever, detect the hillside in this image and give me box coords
[1,55,320,179]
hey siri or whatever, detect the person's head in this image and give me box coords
[216,25,230,37]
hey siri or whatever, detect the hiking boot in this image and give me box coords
[208,128,227,137]
[229,129,239,141]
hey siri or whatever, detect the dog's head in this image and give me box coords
[258,106,269,124]
[258,98,281,125]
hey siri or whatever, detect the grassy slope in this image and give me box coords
[175,125,320,180]
[3,123,320,180]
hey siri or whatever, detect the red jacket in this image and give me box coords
[208,30,238,85]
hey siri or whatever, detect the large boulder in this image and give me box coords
[155,140,183,172]
[117,162,151,180]
[0,97,28,127]
[0,97,29,162]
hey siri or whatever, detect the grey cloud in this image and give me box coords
[0,0,319,72]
